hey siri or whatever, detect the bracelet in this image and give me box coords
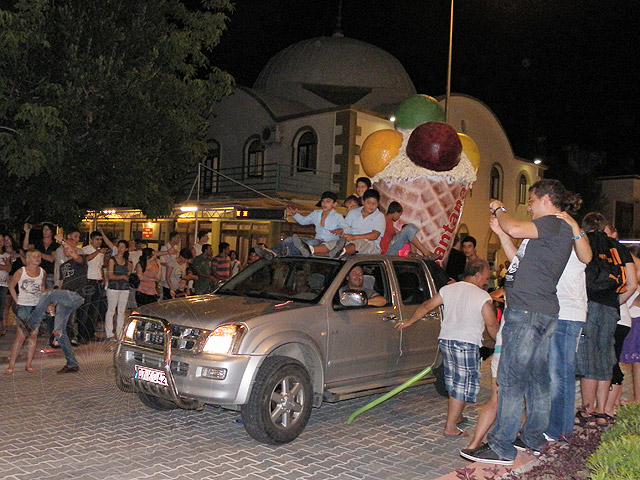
[492,206,506,216]
[572,230,585,240]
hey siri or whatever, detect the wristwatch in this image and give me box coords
[492,206,506,216]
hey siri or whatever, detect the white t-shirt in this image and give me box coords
[128,250,142,269]
[438,281,492,346]
[556,250,588,322]
[345,207,386,249]
[82,245,104,280]
[621,291,640,327]
[161,243,179,288]
[0,252,11,287]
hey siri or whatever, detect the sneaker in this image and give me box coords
[513,437,541,455]
[50,339,60,348]
[328,238,347,258]
[459,443,514,465]
[70,338,79,346]
[292,235,312,257]
[255,245,277,260]
[57,365,80,374]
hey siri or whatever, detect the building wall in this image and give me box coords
[599,176,640,238]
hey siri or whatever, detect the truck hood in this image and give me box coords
[133,294,310,329]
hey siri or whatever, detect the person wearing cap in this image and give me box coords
[255,191,348,259]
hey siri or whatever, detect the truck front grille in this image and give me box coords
[131,317,205,353]
[132,352,189,376]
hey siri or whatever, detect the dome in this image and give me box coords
[253,35,416,113]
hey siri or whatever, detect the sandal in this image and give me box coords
[25,366,35,374]
[575,410,597,428]
[592,413,615,427]
[4,368,14,375]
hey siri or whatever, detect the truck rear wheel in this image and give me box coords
[433,363,448,397]
[241,356,313,444]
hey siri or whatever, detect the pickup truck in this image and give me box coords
[114,254,448,444]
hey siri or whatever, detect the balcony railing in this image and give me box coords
[180,162,336,201]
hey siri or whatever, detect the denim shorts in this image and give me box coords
[16,305,37,323]
[575,301,618,381]
[439,339,481,402]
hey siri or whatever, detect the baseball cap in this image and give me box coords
[316,191,338,207]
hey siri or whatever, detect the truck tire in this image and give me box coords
[115,372,135,393]
[241,356,313,444]
[433,363,448,397]
[137,392,177,410]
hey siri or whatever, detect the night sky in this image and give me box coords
[212,0,639,176]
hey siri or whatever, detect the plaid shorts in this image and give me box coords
[439,339,481,403]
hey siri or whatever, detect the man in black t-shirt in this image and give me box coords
[461,180,573,466]
[575,213,637,426]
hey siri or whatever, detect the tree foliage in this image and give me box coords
[0,0,234,228]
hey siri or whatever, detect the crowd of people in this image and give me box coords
[0,223,253,375]
[399,178,640,465]
[3,175,640,466]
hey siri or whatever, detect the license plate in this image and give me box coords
[134,365,168,386]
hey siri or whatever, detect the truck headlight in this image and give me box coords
[202,325,245,354]
[124,319,137,341]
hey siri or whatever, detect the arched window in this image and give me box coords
[490,165,502,200]
[245,138,264,178]
[201,140,219,195]
[295,129,317,173]
[518,174,528,205]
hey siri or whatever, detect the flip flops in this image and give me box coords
[444,428,468,437]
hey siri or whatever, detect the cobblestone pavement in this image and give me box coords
[1,331,491,480]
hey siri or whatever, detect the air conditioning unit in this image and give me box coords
[261,125,283,144]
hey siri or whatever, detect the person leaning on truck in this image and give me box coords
[396,259,498,438]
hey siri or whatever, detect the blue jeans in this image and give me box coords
[546,319,583,441]
[386,224,418,256]
[273,237,323,256]
[488,307,558,459]
[29,290,84,368]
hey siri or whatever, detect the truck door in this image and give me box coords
[325,261,400,386]
[392,260,442,372]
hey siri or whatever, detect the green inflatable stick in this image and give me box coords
[346,364,434,425]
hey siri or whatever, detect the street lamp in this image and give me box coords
[445,0,454,123]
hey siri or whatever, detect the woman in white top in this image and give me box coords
[4,249,47,375]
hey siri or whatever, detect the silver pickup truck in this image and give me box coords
[114,255,447,444]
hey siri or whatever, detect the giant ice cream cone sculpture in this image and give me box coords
[360,95,478,262]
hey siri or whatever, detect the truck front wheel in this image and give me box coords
[137,392,177,410]
[241,356,313,444]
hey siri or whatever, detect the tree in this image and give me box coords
[0,0,234,229]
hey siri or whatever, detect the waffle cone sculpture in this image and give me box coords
[360,95,478,262]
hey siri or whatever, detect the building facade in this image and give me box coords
[85,33,542,266]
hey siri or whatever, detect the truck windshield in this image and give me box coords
[217,257,342,303]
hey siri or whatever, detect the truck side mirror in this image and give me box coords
[339,289,368,308]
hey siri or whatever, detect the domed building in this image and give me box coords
[88,33,541,266]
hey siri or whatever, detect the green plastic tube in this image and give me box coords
[346,364,434,424]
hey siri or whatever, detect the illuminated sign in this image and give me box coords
[234,209,284,220]
[142,227,154,239]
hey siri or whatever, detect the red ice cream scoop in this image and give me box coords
[406,122,462,171]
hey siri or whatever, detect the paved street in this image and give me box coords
[1,329,490,480]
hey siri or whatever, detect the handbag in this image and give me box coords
[128,273,140,289]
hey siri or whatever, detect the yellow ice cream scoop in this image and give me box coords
[360,129,403,177]
[458,133,481,171]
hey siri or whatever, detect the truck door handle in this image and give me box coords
[383,314,398,322]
